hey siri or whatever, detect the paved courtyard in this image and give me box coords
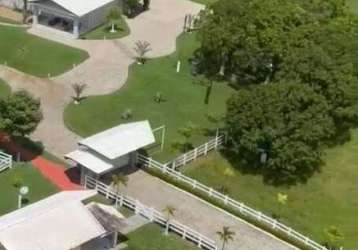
[120,170,295,250]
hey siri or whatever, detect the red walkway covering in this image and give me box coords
[0,133,82,191]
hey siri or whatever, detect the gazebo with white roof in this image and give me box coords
[65,120,156,185]
[29,0,123,38]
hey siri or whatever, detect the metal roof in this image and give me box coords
[30,0,116,17]
[79,121,155,160]
[0,191,107,250]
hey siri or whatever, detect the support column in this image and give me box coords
[73,18,80,38]
[32,7,39,25]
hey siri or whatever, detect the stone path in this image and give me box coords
[119,214,149,235]
[117,170,295,250]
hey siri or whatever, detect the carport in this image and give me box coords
[65,121,156,185]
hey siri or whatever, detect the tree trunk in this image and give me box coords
[221,241,226,250]
[22,0,28,23]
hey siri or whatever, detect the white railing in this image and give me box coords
[84,175,218,250]
[166,135,225,170]
[138,154,328,250]
[0,152,12,172]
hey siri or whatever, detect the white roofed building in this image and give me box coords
[0,191,125,250]
[65,120,155,185]
[28,0,124,38]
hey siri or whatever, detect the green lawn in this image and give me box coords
[0,162,58,215]
[64,33,235,161]
[347,0,358,13]
[0,25,88,77]
[183,129,358,249]
[123,223,199,250]
[81,16,130,40]
[0,78,11,99]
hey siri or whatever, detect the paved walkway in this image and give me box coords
[118,170,295,250]
[0,133,81,190]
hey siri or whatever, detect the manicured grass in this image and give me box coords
[81,17,130,40]
[347,0,358,14]
[0,25,88,77]
[0,78,11,99]
[0,162,58,215]
[183,129,358,249]
[64,33,235,161]
[124,223,199,250]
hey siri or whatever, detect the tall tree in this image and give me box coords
[216,226,235,250]
[226,82,335,184]
[111,174,128,196]
[0,90,42,137]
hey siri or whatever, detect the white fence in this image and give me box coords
[0,152,12,172]
[166,135,225,170]
[138,154,328,250]
[84,175,218,250]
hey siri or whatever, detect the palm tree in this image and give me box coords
[133,40,151,64]
[106,7,121,33]
[162,205,176,235]
[216,226,235,250]
[71,83,87,104]
[110,174,128,195]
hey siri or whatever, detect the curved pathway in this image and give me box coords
[0,1,296,249]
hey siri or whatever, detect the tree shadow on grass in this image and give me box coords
[219,148,321,187]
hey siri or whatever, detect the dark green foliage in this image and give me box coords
[226,82,335,184]
[0,90,42,137]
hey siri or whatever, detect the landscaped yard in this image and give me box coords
[123,223,199,250]
[0,79,10,98]
[81,15,130,40]
[0,25,88,77]
[182,129,358,249]
[0,162,58,215]
[65,33,235,161]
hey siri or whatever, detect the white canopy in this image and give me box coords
[65,149,115,174]
[30,0,116,17]
[0,191,106,250]
[79,121,155,160]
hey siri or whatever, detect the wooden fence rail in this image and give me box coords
[84,175,218,250]
[0,152,12,172]
[166,135,225,170]
[137,154,328,250]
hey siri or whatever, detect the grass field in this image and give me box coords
[64,33,235,161]
[124,223,199,250]
[0,163,58,215]
[0,79,10,99]
[0,16,21,24]
[347,0,358,13]
[0,25,88,77]
[183,128,358,249]
[81,16,130,40]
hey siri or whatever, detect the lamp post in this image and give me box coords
[18,186,29,209]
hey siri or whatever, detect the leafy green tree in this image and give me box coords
[226,82,335,184]
[216,226,235,250]
[196,0,312,83]
[276,20,358,141]
[0,91,42,137]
